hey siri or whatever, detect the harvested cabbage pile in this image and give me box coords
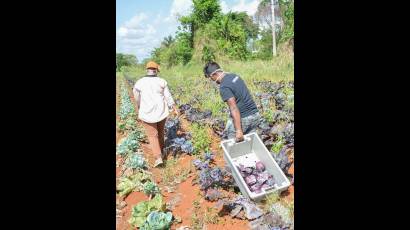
[236,162,276,194]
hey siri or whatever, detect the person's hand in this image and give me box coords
[235,129,244,142]
[173,107,180,117]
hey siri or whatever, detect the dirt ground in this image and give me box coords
[116,80,294,230]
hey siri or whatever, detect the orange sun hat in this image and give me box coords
[146,61,160,71]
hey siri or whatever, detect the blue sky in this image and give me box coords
[116,0,262,62]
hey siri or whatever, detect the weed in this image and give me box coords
[190,123,211,155]
[161,158,192,186]
[204,207,219,224]
[261,192,280,212]
[271,135,285,154]
[191,199,204,230]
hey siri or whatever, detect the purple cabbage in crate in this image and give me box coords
[245,175,257,186]
[250,183,263,194]
[255,161,265,172]
[256,171,270,184]
[236,161,276,194]
[261,183,272,190]
[237,164,254,177]
[265,175,276,187]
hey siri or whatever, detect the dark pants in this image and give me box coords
[224,112,261,139]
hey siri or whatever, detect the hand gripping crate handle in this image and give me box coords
[227,136,251,146]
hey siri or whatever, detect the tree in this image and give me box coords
[192,0,221,27]
[116,53,138,71]
[255,0,294,44]
[161,35,175,48]
[228,12,259,41]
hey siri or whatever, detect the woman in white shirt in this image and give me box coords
[133,61,179,167]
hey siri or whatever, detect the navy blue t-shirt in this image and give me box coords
[219,73,258,118]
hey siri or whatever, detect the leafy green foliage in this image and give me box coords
[190,123,211,155]
[277,0,294,44]
[119,81,136,120]
[117,171,151,197]
[125,153,147,169]
[117,135,139,156]
[140,211,173,230]
[143,181,160,196]
[129,195,165,228]
[116,53,137,71]
[150,0,279,66]
[192,0,221,27]
[271,135,285,154]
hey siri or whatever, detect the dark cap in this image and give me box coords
[203,61,221,78]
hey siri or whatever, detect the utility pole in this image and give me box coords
[271,0,277,56]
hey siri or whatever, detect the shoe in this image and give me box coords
[154,158,164,168]
[161,148,168,159]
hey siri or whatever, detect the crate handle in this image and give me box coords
[262,186,276,192]
[229,136,250,145]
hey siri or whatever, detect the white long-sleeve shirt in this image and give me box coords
[132,76,175,123]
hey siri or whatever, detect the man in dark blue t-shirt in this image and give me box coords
[203,61,261,142]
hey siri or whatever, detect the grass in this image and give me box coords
[191,198,220,227]
[261,192,281,212]
[160,157,192,186]
[120,49,293,122]
[191,199,204,230]
[286,200,294,219]
[204,207,220,224]
[271,135,285,154]
[190,123,212,155]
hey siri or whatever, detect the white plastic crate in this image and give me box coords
[221,132,291,201]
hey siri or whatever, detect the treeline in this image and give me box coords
[116,0,293,70]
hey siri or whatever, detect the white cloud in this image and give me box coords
[117,1,195,61]
[117,27,128,37]
[232,0,261,15]
[229,0,261,15]
[220,1,229,13]
[170,0,193,18]
[116,12,162,61]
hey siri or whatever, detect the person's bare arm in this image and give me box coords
[164,83,179,116]
[226,97,244,142]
